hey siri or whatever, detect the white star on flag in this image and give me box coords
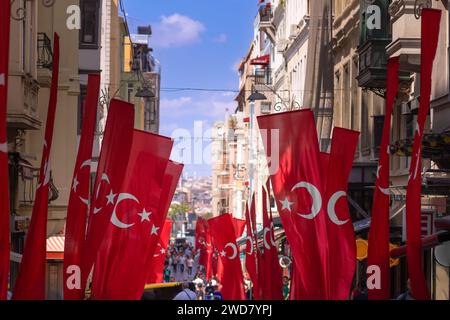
[151,224,160,235]
[72,176,80,192]
[280,197,294,211]
[106,190,117,205]
[220,250,226,257]
[138,209,152,222]
[160,248,166,254]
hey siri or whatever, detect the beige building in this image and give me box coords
[6,0,81,295]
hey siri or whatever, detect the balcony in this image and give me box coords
[251,68,272,92]
[357,0,410,92]
[258,4,276,43]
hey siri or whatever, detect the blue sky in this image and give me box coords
[123,0,258,177]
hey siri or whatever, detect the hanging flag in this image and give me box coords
[147,220,173,284]
[245,200,259,300]
[204,226,214,280]
[91,130,173,300]
[195,217,208,253]
[63,74,100,300]
[13,33,60,300]
[366,57,400,300]
[144,160,183,283]
[261,181,283,300]
[216,216,246,284]
[406,9,441,300]
[0,0,11,301]
[257,109,330,300]
[81,99,135,294]
[324,128,359,300]
[208,214,246,300]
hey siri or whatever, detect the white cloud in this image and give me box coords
[160,95,236,119]
[160,96,192,110]
[152,14,206,48]
[213,33,228,43]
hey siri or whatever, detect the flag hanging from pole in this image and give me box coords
[406,9,441,300]
[258,109,329,299]
[144,160,183,283]
[0,0,11,301]
[324,128,359,300]
[147,220,173,284]
[13,33,60,300]
[63,74,100,300]
[91,130,173,300]
[81,99,135,294]
[261,181,283,300]
[367,57,400,300]
[208,214,246,300]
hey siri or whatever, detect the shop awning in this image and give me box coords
[46,236,64,260]
[250,54,270,66]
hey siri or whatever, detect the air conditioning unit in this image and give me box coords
[276,39,289,53]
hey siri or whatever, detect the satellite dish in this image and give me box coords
[435,241,450,267]
[279,255,292,268]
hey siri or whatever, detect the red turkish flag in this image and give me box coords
[63,74,100,300]
[81,99,135,294]
[204,227,214,280]
[216,216,245,283]
[91,130,173,299]
[208,214,246,300]
[367,57,400,300]
[147,220,173,284]
[258,109,330,299]
[245,201,258,299]
[13,34,60,300]
[195,217,208,253]
[144,161,183,283]
[324,128,359,300]
[406,9,441,300]
[0,0,11,300]
[261,182,283,300]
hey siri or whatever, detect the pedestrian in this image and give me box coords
[172,253,179,274]
[179,253,186,274]
[187,255,194,276]
[163,266,171,283]
[282,276,290,300]
[173,282,197,300]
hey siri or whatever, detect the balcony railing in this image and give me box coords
[252,68,272,86]
[37,32,53,70]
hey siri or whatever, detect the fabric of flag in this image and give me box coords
[147,220,173,284]
[366,57,400,300]
[406,9,441,300]
[63,74,100,300]
[323,128,359,300]
[91,130,173,300]
[81,99,135,294]
[13,33,60,300]
[208,214,246,300]
[258,109,329,299]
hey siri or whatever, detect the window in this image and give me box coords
[80,0,100,49]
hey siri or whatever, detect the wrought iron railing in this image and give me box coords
[37,32,53,70]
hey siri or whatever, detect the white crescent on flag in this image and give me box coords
[291,181,322,220]
[110,193,139,229]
